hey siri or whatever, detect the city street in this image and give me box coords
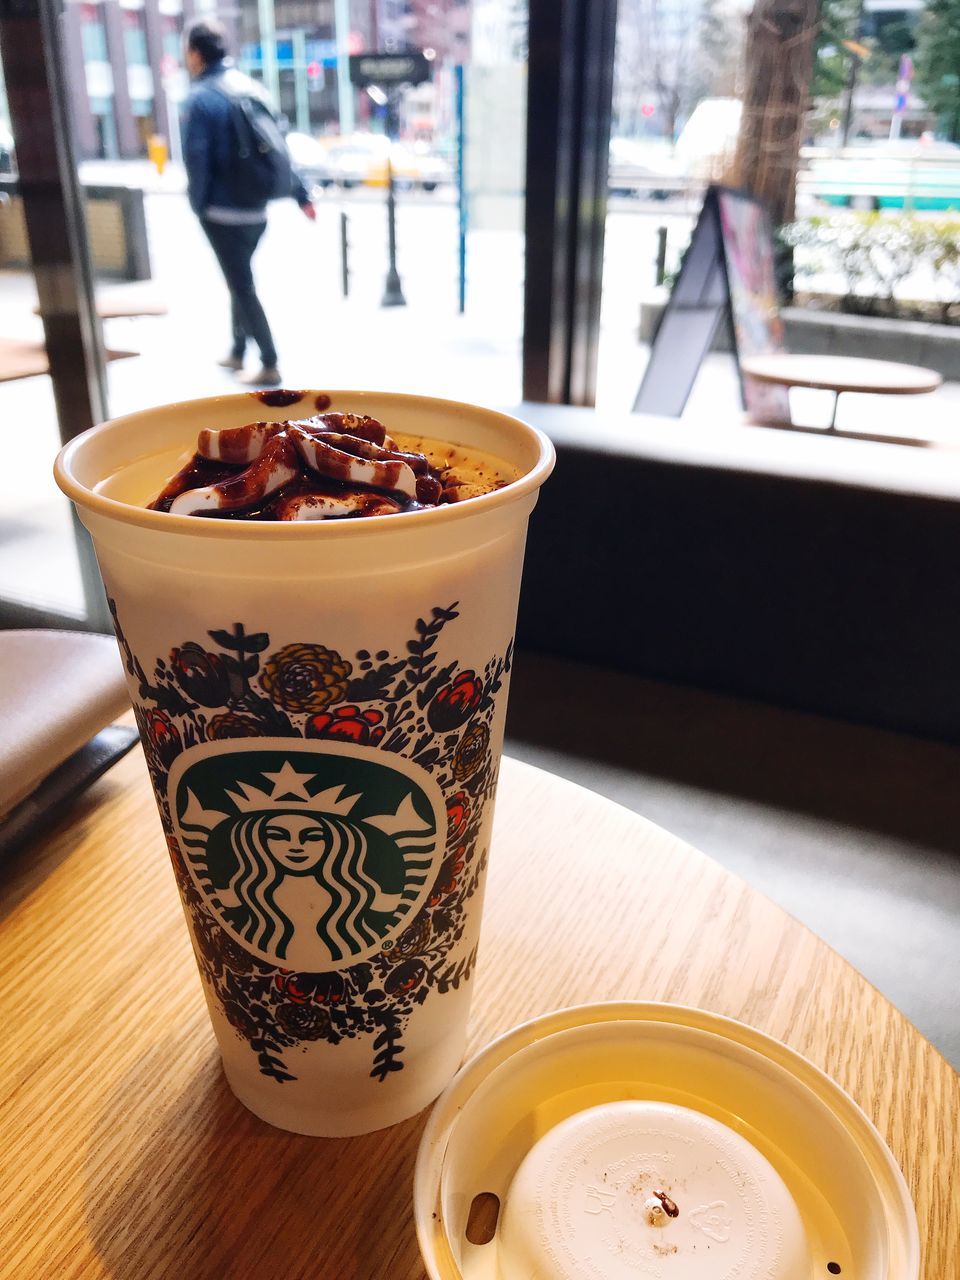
[2,174,960,620]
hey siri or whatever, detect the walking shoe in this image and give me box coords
[240,366,283,387]
[217,354,245,371]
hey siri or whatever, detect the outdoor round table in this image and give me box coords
[1,746,957,1277]
[741,353,942,431]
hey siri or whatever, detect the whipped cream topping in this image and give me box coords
[149,409,511,521]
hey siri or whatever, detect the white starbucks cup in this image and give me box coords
[55,389,554,1137]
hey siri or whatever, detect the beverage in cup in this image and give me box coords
[55,390,554,1136]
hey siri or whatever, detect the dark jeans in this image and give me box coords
[200,218,278,368]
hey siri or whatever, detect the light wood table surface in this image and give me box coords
[741,353,942,436]
[741,354,943,397]
[2,749,957,1278]
[0,338,135,383]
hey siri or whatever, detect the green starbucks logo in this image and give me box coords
[168,740,447,972]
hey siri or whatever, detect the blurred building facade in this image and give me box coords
[57,0,475,159]
[65,0,196,159]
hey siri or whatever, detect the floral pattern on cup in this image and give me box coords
[445,791,471,840]
[305,704,386,746]
[259,643,353,714]
[427,670,483,731]
[453,722,490,781]
[145,710,182,768]
[109,598,508,1085]
[170,642,231,707]
[206,710,264,739]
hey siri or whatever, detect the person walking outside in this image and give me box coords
[182,20,316,387]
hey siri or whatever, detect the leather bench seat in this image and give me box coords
[513,403,960,745]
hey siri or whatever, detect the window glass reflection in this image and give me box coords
[0,2,529,628]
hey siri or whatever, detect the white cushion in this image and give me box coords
[0,630,131,816]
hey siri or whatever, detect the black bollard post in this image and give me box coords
[381,157,406,308]
[340,210,349,298]
[655,225,668,286]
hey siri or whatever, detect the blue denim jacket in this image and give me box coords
[182,61,308,218]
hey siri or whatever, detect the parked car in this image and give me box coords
[328,135,381,189]
[799,139,960,211]
[409,144,453,192]
[674,98,742,179]
[606,100,742,199]
[607,138,683,199]
[285,131,335,193]
[328,132,453,192]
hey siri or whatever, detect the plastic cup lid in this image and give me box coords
[499,1099,811,1278]
[414,1002,919,1280]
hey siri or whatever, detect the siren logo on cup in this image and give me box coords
[108,597,509,1085]
[167,744,447,972]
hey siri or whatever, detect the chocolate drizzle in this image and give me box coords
[251,389,304,407]
[150,409,459,521]
[652,1191,679,1218]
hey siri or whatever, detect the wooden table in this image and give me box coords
[0,338,135,383]
[2,750,957,1278]
[2,287,164,385]
[741,353,942,432]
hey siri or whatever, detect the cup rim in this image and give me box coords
[54,390,555,540]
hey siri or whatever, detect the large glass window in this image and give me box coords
[161,14,182,63]
[597,0,956,445]
[597,0,744,413]
[103,0,530,411]
[0,59,89,622]
[79,2,109,61]
[0,0,529,630]
[123,9,150,66]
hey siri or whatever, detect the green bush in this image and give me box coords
[781,213,960,322]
